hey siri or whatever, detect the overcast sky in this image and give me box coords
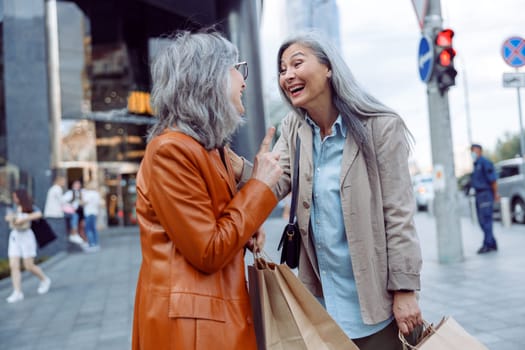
[261,0,525,174]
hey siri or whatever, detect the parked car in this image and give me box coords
[495,157,525,224]
[412,174,434,211]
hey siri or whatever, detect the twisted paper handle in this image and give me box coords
[399,320,434,350]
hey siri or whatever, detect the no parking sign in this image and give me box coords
[501,36,525,68]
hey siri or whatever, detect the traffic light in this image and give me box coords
[433,29,457,95]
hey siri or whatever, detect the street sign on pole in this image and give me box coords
[501,36,525,68]
[418,35,434,82]
[503,72,525,88]
[411,0,429,30]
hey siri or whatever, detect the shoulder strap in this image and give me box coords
[288,137,301,224]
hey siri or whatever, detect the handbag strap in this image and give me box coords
[288,137,301,225]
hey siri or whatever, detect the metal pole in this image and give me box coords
[424,0,464,263]
[45,0,62,169]
[223,0,266,161]
[461,59,473,146]
[516,86,525,156]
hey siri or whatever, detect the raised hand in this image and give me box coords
[251,127,283,188]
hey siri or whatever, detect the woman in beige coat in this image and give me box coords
[273,31,423,349]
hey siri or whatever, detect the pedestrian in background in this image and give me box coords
[44,175,66,219]
[62,180,87,246]
[470,143,499,254]
[4,189,51,303]
[131,30,282,350]
[44,174,67,241]
[272,31,422,349]
[82,181,101,252]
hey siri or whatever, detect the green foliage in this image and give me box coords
[0,259,10,280]
[492,132,521,162]
[0,256,49,280]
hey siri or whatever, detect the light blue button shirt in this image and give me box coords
[306,115,392,339]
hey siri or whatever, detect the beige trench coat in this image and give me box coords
[272,111,422,325]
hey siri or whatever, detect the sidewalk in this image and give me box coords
[0,214,523,349]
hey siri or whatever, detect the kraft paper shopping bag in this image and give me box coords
[400,316,489,350]
[248,257,359,350]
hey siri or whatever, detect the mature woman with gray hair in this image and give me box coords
[131,30,282,350]
[271,30,424,349]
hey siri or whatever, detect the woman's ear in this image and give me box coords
[327,70,332,79]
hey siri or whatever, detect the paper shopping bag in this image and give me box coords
[248,257,359,350]
[274,264,359,350]
[400,316,489,350]
[248,258,307,350]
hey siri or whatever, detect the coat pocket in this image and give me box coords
[168,292,226,323]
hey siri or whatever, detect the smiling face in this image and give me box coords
[229,66,247,115]
[279,43,332,112]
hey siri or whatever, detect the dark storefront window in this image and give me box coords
[95,122,147,163]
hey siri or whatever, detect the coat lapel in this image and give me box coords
[340,130,359,186]
[297,122,313,178]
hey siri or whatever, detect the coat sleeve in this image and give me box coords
[148,140,278,274]
[272,113,294,200]
[372,116,422,291]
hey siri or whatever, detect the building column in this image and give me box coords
[220,0,266,161]
[3,0,52,208]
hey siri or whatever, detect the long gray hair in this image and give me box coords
[277,31,412,165]
[148,30,244,149]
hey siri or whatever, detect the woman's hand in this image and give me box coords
[251,127,283,188]
[393,291,423,335]
[245,227,266,253]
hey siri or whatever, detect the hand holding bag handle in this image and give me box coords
[278,137,301,268]
[398,317,489,350]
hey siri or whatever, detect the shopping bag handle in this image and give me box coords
[398,320,434,350]
[251,241,277,270]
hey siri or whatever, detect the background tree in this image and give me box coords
[491,132,521,162]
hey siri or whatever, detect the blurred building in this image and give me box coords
[260,0,341,131]
[285,0,341,49]
[0,0,266,245]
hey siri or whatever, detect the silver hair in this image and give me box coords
[147,30,244,149]
[277,31,413,168]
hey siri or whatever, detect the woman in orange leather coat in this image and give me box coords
[131,30,283,350]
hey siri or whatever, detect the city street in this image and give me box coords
[0,212,524,349]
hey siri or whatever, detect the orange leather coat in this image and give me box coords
[131,131,277,350]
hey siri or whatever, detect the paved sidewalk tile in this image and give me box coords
[0,227,140,350]
[0,214,523,349]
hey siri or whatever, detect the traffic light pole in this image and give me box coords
[424,0,464,263]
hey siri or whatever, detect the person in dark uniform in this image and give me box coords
[470,144,499,254]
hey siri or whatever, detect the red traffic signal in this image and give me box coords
[435,29,454,47]
[438,48,456,67]
[435,29,456,66]
[433,28,457,94]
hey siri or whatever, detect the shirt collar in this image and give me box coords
[305,114,347,138]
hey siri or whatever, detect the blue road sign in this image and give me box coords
[502,36,525,68]
[418,35,434,82]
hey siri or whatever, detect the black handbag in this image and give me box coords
[31,218,57,248]
[278,137,301,268]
